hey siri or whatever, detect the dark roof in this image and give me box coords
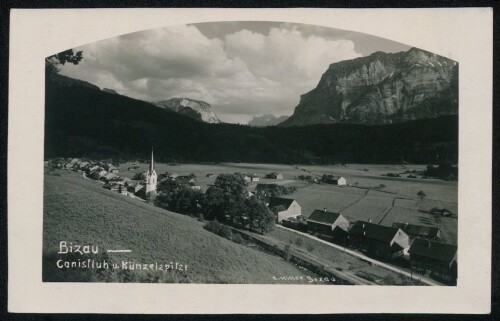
[268,197,295,210]
[392,223,440,238]
[271,205,287,212]
[409,239,457,264]
[324,175,343,180]
[256,183,279,190]
[307,210,342,225]
[349,221,401,244]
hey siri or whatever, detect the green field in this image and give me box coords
[43,171,320,283]
[117,162,457,245]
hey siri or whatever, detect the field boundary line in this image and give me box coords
[276,225,443,286]
[338,189,370,214]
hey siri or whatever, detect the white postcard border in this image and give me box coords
[8,8,492,314]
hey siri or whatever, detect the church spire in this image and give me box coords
[149,145,155,173]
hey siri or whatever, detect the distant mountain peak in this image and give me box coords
[154,98,221,124]
[247,114,290,127]
[281,47,458,127]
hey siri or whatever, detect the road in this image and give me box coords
[276,225,444,286]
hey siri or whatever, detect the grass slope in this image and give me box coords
[43,171,315,283]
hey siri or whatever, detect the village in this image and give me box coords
[46,150,457,285]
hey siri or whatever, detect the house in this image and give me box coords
[392,222,441,241]
[268,197,301,223]
[90,169,107,180]
[322,175,347,186]
[177,175,196,185]
[104,163,117,171]
[87,165,100,174]
[244,173,259,182]
[268,172,284,179]
[127,182,144,194]
[188,182,201,190]
[249,174,259,182]
[348,221,410,259]
[409,239,457,283]
[110,168,119,174]
[103,172,117,181]
[307,209,350,241]
[78,161,89,169]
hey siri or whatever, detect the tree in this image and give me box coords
[45,49,83,74]
[243,197,275,234]
[417,190,426,201]
[202,173,248,222]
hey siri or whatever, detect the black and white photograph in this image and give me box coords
[42,21,459,286]
[7,8,492,314]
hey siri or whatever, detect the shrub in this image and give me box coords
[204,220,233,240]
[307,245,315,252]
[197,213,204,222]
[231,233,244,244]
[295,238,304,246]
[204,220,221,235]
[379,184,386,188]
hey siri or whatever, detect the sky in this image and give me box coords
[58,21,411,124]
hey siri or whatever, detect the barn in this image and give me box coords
[322,175,347,186]
[409,239,457,284]
[348,221,410,259]
[307,209,350,241]
[268,197,301,223]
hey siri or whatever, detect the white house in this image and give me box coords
[268,197,301,223]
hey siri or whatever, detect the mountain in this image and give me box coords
[45,73,457,164]
[155,98,221,124]
[247,114,290,127]
[102,88,119,95]
[280,47,458,126]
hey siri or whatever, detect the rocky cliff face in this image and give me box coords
[280,48,458,126]
[154,98,221,124]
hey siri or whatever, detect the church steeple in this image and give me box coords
[149,145,155,174]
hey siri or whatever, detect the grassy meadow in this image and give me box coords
[43,171,320,283]
[119,162,457,244]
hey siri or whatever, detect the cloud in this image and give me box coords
[59,23,362,123]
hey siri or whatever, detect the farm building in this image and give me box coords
[322,175,347,186]
[409,239,457,284]
[244,174,260,182]
[348,221,410,259]
[392,222,441,241]
[189,182,201,190]
[268,197,301,223]
[267,172,284,179]
[177,176,196,185]
[307,209,350,241]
